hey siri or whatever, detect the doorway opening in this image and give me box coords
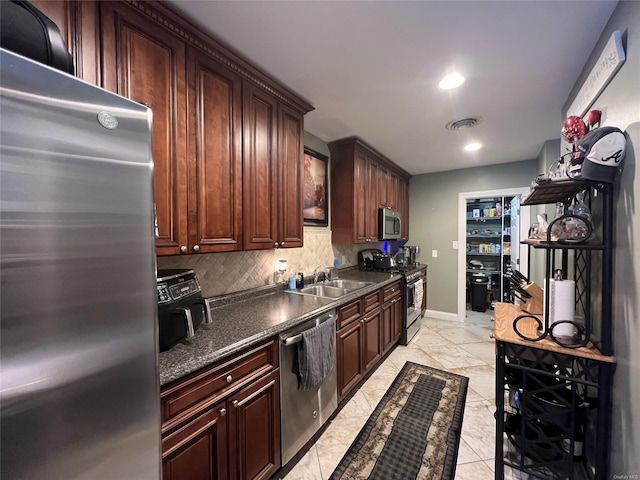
[457,187,530,323]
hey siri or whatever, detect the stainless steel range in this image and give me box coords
[358,249,427,345]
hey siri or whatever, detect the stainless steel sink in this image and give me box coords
[324,280,374,290]
[287,279,375,299]
[293,285,351,298]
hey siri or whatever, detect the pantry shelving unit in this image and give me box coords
[494,180,616,480]
[466,196,515,310]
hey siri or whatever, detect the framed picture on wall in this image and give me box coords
[303,147,329,227]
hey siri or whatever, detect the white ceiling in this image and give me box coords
[166,0,618,176]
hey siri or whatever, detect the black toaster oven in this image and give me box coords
[156,269,211,352]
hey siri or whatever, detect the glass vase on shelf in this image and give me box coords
[573,191,592,220]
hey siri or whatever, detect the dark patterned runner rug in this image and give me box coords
[330,361,468,480]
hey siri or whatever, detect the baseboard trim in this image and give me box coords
[424,310,462,322]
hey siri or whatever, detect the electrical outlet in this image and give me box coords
[431,250,438,258]
[341,255,346,265]
[452,241,459,249]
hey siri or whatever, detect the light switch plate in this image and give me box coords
[431,250,438,258]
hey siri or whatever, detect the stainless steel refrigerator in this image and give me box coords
[0,49,161,479]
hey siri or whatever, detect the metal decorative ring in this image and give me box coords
[513,314,546,342]
[548,321,587,348]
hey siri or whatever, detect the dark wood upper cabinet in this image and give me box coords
[100,1,188,255]
[187,47,243,253]
[329,137,410,244]
[278,105,305,248]
[30,0,100,85]
[243,85,305,250]
[243,84,279,250]
[97,0,312,255]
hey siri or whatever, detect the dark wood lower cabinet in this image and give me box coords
[161,339,280,480]
[392,295,403,344]
[162,370,280,480]
[363,308,382,372]
[337,319,364,402]
[162,401,228,480]
[338,286,403,402]
[229,370,281,480]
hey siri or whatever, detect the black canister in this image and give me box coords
[296,272,304,289]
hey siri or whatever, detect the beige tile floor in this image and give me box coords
[283,309,516,480]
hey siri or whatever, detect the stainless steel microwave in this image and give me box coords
[378,207,401,240]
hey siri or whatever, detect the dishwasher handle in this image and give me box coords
[281,314,336,347]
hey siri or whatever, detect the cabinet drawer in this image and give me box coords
[161,339,278,432]
[337,299,363,329]
[383,281,402,302]
[363,290,381,312]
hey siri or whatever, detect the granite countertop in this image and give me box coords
[158,269,402,386]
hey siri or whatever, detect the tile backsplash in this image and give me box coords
[156,229,384,297]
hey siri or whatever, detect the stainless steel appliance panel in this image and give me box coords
[1,50,161,479]
[279,311,338,465]
[378,207,401,240]
[401,269,425,345]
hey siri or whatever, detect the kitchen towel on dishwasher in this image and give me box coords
[298,316,336,390]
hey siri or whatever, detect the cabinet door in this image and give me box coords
[243,83,278,250]
[162,401,228,480]
[392,295,403,343]
[378,166,389,208]
[278,104,304,248]
[398,179,409,241]
[187,47,243,253]
[366,159,379,241]
[101,3,188,255]
[381,300,394,354]
[352,151,368,243]
[337,320,364,401]
[228,370,281,480]
[387,172,399,210]
[363,307,382,372]
[29,0,99,84]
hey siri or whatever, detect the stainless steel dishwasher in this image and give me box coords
[279,309,338,465]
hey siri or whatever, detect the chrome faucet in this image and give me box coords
[312,267,322,284]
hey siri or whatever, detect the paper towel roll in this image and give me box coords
[549,279,575,337]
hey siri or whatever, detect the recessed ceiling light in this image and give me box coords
[439,73,465,90]
[464,143,482,152]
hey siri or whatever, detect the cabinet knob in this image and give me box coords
[226,375,232,383]
[180,245,187,253]
[192,244,200,252]
[220,408,226,417]
[281,241,285,246]
[274,242,279,248]
[232,400,239,408]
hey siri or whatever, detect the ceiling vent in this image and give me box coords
[445,116,483,130]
